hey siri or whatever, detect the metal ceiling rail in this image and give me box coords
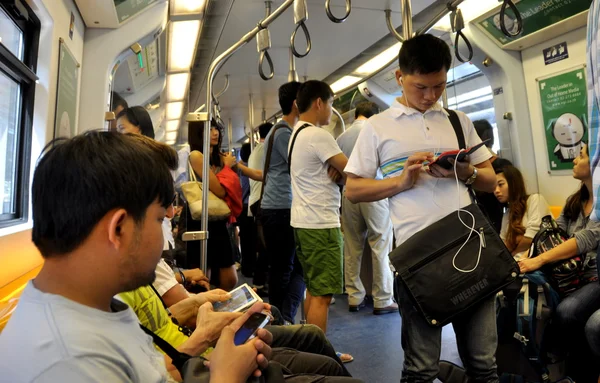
[185,0,296,273]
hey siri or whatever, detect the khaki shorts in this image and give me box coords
[293,228,344,296]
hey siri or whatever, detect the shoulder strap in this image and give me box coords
[139,324,192,371]
[445,108,466,149]
[259,124,292,204]
[288,123,311,172]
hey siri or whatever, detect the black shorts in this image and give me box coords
[185,205,235,271]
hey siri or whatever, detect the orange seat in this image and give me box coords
[550,206,562,219]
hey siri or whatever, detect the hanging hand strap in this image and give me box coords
[287,123,311,172]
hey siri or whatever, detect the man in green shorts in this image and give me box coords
[288,81,348,334]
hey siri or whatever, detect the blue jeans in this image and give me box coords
[554,281,600,381]
[396,277,499,382]
[585,309,600,357]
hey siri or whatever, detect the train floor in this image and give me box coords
[237,273,463,383]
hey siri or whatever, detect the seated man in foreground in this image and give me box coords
[0,132,270,382]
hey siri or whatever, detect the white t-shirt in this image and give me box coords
[248,141,265,214]
[0,282,169,382]
[500,193,551,260]
[153,259,185,297]
[345,100,491,246]
[289,121,343,229]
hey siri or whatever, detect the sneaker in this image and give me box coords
[373,302,398,315]
[336,351,354,363]
[331,296,336,305]
[348,298,367,312]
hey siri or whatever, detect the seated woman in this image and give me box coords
[186,120,240,290]
[519,144,600,382]
[494,165,550,260]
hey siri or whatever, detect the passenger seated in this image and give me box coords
[519,144,600,382]
[494,165,550,260]
[0,132,271,382]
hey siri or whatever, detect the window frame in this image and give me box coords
[0,0,40,228]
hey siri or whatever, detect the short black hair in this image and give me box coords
[296,80,334,114]
[279,82,302,115]
[240,143,251,162]
[32,132,177,258]
[473,120,494,148]
[354,101,379,119]
[399,34,452,75]
[258,122,273,139]
[111,91,128,112]
[117,106,155,139]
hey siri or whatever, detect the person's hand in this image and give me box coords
[395,152,433,192]
[221,152,237,168]
[204,302,272,380]
[183,268,210,290]
[195,302,243,345]
[327,166,342,183]
[195,289,231,307]
[518,256,545,274]
[428,155,473,181]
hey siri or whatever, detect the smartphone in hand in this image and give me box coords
[233,313,269,346]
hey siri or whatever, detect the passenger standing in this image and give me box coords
[116,106,155,139]
[289,80,348,334]
[336,101,397,314]
[260,82,305,324]
[237,143,254,278]
[344,34,498,382]
[110,91,128,131]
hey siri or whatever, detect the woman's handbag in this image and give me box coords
[181,161,231,221]
[389,110,519,327]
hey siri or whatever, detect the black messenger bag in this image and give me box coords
[390,110,519,327]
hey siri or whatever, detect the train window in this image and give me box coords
[0,0,40,228]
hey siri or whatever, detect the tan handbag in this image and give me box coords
[181,161,231,221]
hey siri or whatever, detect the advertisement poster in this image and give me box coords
[537,66,588,172]
[54,39,80,139]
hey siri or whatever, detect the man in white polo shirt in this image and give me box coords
[345,34,498,382]
[288,80,348,335]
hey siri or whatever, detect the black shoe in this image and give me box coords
[348,299,367,312]
[373,302,398,315]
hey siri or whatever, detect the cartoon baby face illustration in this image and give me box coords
[553,113,584,146]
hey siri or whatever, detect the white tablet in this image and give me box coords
[212,283,262,313]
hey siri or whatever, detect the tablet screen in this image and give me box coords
[213,284,255,312]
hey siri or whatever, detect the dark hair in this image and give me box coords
[258,122,273,139]
[354,101,379,119]
[188,119,223,167]
[296,80,334,114]
[492,157,513,173]
[240,143,251,163]
[496,165,528,251]
[117,106,155,139]
[279,81,302,115]
[563,143,590,220]
[32,132,176,258]
[473,120,494,148]
[399,34,452,75]
[111,91,128,112]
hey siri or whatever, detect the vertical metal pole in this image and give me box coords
[249,94,256,149]
[401,0,413,40]
[288,46,299,82]
[228,118,233,151]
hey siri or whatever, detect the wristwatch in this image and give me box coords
[464,167,478,186]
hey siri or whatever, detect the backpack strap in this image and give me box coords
[445,108,466,149]
[287,123,311,172]
[258,123,292,206]
[138,324,194,372]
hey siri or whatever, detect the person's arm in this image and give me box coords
[512,194,549,257]
[326,153,348,184]
[235,162,263,181]
[512,237,533,257]
[519,238,579,273]
[161,284,190,309]
[345,152,434,203]
[189,151,226,199]
[428,158,496,193]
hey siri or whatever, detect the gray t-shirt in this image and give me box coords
[336,119,365,159]
[0,282,169,382]
[261,121,293,210]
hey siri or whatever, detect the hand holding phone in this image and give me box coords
[429,140,489,170]
[234,313,270,346]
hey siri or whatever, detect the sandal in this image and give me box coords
[336,351,354,363]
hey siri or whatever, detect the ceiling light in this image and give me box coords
[168,20,201,71]
[355,43,401,76]
[330,76,362,94]
[166,131,178,141]
[167,72,190,101]
[166,120,180,132]
[433,0,499,31]
[172,0,206,15]
[166,102,184,120]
